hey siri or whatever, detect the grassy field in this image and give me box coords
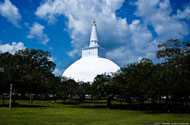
[0,100,190,125]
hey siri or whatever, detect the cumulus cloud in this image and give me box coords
[35,0,129,59]
[134,0,189,41]
[53,68,63,76]
[173,4,190,21]
[0,42,26,54]
[0,0,21,27]
[27,22,49,45]
[129,20,152,52]
[130,0,189,61]
[35,0,190,66]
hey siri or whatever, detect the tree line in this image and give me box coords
[91,39,190,108]
[0,39,190,109]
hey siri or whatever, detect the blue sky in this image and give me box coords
[0,0,190,76]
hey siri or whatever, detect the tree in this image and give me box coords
[93,74,114,108]
[122,59,154,105]
[47,75,61,102]
[156,39,190,104]
[15,49,56,96]
[111,70,127,104]
[77,82,91,101]
[0,66,9,105]
[0,52,20,106]
[60,77,79,102]
[0,49,56,106]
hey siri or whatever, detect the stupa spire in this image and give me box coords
[89,19,99,47]
[93,19,96,24]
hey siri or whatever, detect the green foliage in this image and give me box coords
[0,49,56,97]
[90,39,190,107]
[0,39,189,109]
[58,77,91,101]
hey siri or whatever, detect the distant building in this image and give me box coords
[62,20,120,82]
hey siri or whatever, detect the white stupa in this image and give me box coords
[62,20,120,82]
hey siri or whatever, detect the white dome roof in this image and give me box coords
[62,57,120,82]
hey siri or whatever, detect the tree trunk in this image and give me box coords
[30,94,33,104]
[140,97,144,105]
[159,95,162,104]
[120,98,122,104]
[9,83,12,109]
[54,96,56,103]
[128,97,132,105]
[166,95,169,104]
[12,94,16,107]
[107,96,112,108]
[2,95,5,105]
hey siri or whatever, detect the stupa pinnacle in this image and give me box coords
[89,19,99,47]
[62,20,120,82]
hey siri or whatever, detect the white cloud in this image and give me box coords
[35,0,190,66]
[48,56,55,62]
[107,46,135,65]
[35,0,129,61]
[53,68,63,76]
[0,42,26,54]
[107,0,189,65]
[134,0,189,41]
[174,5,190,21]
[129,20,152,52]
[27,22,49,45]
[0,0,21,27]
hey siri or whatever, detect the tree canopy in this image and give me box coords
[0,40,189,110]
[0,49,56,101]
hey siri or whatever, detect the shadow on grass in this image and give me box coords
[57,101,80,105]
[0,104,49,108]
[57,100,106,105]
[76,103,190,113]
[54,99,190,113]
[79,101,106,104]
[77,104,107,109]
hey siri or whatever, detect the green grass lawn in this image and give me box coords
[0,100,190,125]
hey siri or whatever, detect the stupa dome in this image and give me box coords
[63,57,120,82]
[62,20,120,82]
